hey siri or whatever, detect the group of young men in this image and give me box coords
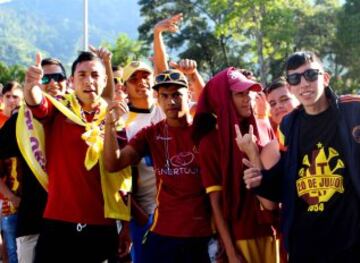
[1,13,360,263]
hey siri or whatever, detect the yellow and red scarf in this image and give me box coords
[16,92,131,220]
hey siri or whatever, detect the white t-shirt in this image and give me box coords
[123,104,165,214]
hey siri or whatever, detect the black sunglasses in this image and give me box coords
[286,69,322,86]
[41,73,66,85]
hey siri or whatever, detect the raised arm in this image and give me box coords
[89,45,114,102]
[24,53,44,106]
[103,101,140,172]
[153,13,183,75]
[170,59,204,102]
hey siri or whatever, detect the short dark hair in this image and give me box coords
[285,51,323,73]
[2,81,22,95]
[71,51,103,76]
[265,77,287,95]
[112,65,122,72]
[41,57,67,78]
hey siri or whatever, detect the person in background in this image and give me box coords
[112,65,128,103]
[0,82,23,128]
[265,77,299,132]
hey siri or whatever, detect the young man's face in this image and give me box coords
[125,70,153,103]
[3,88,23,113]
[232,90,252,118]
[267,86,299,125]
[42,64,67,97]
[157,85,189,120]
[287,61,330,114]
[71,60,107,108]
[113,69,127,102]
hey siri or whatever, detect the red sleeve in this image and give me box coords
[128,126,151,158]
[28,97,55,120]
[199,130,222,194]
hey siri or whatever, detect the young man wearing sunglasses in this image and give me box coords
[40,58,68,98]
[239,51,360,262]
[104,69,212,262]
[0,58,67,263]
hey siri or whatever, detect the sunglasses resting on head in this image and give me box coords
[114,77,123,85]
[155,72,187,84]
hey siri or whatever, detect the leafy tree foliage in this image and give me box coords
[105,34,148,67]
[137,0,351,92]
[334,0,360,93]
[0,62,26,85]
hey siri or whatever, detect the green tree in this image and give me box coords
[105,33,148,67]
[0,62,26,85]
[138,0,244,77]
[334,0,360,93]
[137,0,344,87]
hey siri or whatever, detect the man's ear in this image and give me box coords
[69,76,74,85]
[153,90,159,99]
[323,71,331,87]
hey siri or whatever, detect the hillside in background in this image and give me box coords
[0,0,140,68]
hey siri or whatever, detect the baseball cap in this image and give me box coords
[227,68,262,92]
[152,69,188,90]
[122,61,153,83]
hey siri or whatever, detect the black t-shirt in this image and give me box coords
[289,105,360,262]
[0,113,47,237]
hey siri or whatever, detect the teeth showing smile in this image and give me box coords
[301,91,312,96]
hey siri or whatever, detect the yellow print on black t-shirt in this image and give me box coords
[296,143,344,212]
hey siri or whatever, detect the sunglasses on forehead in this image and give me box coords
[114,77,123,85]
[286,69,322,86]
[41,73,66,85]
[155,72,185,83]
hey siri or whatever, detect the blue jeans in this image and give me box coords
[1,213,18,263]
[130,214,153,263]
[142,232,211,263]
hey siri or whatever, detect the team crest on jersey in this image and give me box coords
[296,143,344,212]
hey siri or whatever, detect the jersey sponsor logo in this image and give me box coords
[170,152,194,167]
[296,143,344,212]
[157,151,199,176]
[157,166,199,176]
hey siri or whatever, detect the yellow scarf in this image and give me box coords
[16,93,131,220]
[45,92,108,170]
[16,104,48,191]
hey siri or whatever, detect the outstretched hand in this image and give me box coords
[89,45,112,64]
[154,13,183,33]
